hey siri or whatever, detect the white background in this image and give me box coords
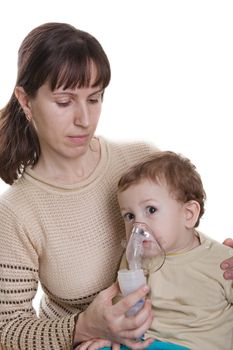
[0,0,233,309]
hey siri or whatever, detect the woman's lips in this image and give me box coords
[67,135,89,145]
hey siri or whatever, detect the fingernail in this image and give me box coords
[143,285,150,292]
[224,271,232,279]
[221,263,229,270]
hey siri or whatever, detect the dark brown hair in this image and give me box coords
[0,22,111,184]
[118,151,206,227]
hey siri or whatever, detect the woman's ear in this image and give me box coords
[184,200,200,228]
[14,86,32,121]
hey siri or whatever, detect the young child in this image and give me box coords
[116,151,233,350]
[79,151,233,350]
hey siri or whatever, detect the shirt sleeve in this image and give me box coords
[0,201,76,350]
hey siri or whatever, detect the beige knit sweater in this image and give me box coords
[0,137,155,350]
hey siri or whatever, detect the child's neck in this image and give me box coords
[167,231,200,256]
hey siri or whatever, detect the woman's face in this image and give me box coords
[19,70,103,162]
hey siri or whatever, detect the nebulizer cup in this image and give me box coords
[118,222,166,316]
[117,269,146,316]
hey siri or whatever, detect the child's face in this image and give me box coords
[118,179,195,254]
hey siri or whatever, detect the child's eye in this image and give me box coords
[146,206,157,215]
[123,212,135,222]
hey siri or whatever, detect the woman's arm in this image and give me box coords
[0,203,77,350]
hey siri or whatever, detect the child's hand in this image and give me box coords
[74,339,120,350]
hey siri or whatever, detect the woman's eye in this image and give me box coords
[123,213,135,222]
[146,206,157,215]
[56,101,71,107]
[88,93,103,104]
[89,99,98,104]
[88,98,99,104]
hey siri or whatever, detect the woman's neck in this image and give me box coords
[32,138,101,185]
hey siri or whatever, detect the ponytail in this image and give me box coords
[0,94,40,185]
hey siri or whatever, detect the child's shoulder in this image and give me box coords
[199,231,233,260]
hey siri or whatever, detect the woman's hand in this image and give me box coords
[221,238,233,279]
[73,282,154,349]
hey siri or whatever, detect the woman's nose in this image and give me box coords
[74,102,90,127]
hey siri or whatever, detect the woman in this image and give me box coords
[0,22,232,350]
[0,22,154,350]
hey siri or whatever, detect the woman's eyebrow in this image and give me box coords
[88,89,104,97]
[52,88,104,97]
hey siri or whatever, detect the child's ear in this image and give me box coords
[184,200,200,228]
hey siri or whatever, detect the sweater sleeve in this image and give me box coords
[0,202,76,350]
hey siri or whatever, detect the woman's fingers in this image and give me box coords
[119,301,153,340]
[221,260,233,279]
[112,285,150,317]
[100,282,121,301]
[122,299,153,331]
[221,238,233,279]
[222,238,233,247]
[74,340,94,350]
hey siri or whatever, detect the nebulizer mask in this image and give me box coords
[118,222,166,316]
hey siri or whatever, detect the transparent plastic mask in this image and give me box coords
[125,222,166,274]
